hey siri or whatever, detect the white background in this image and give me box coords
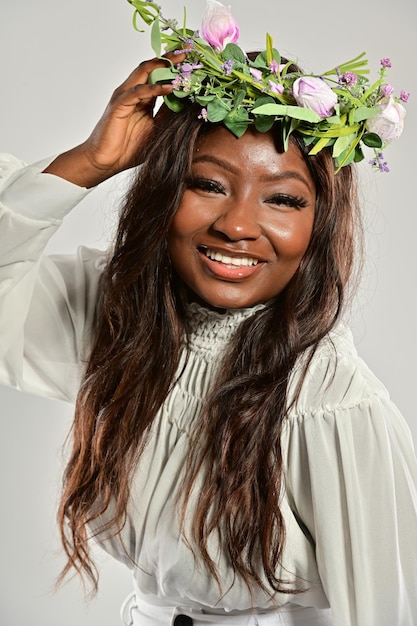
[0,0,416,624]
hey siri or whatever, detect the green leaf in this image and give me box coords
[354,145,365,163]
[254,95,275,108]
[162,39,182,52]
[163,93,184,112]
[362,132,383,148]
[309,136,334,155]
[353,107,377,123]
[195,95,216,105]
[148,67,177,85]
[227,107,250,122]
[233,89,246,110]
[282,118,300,151]
[222,43,246,64]
[193,36,217,52]
[182,5,187,36]
[207,99,231,122]
[335,148,356,168]
[132,11,145,32]
[326,115,342,125]
[272,48,281,64]
[266,33,274,65]
[333,131,364,170]
[223,116,249,138]
[254,115,275,133]
[129,0,160,27]
[322,52,368,77]
[302,136,316,146]
[172,89,191,99]
[252,51,269,69]
[332,133,356,159]
[150,17,162,56]
[252,103,321,123]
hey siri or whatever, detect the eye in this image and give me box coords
[265,193,308,210]
[186,176,226,195]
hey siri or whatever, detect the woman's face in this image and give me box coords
[168,127,316,309]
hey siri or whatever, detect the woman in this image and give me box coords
[1,2,416,624]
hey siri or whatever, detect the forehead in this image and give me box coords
[193,126,315,190]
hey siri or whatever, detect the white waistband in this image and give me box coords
[120,592,333,626]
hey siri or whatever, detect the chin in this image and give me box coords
[194,290,265,311]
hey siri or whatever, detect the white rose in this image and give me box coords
[366,98,406,143]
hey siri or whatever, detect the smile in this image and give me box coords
[201,247,259,267]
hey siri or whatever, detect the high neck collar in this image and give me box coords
[186,301,266,351]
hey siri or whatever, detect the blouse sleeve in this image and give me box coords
[0,154,105,403]
[284,349,417,626]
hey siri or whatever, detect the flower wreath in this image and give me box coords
[127,0,409,171]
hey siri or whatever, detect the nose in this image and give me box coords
[211,198,261,241]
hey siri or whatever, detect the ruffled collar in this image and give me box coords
[186,301,265,352]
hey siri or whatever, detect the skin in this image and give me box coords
[43,53,187,187]
[168,128,316,309]
[42,54,315,311]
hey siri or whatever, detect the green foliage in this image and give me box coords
[126,0,407,171]
[222,43,246,64]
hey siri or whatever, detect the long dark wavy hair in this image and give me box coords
[57,96,361,597]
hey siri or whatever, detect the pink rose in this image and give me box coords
[201,0,240,51]
[366,97,406,142]
[400,90,410,103]
[292,76,337,118]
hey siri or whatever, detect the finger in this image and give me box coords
[163,49,187,63]
[120,52,186,92]
[112,82,173,111]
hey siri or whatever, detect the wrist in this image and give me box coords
[43,144,116,188]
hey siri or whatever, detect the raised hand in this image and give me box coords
[44,52,185,188]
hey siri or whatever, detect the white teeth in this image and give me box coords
[203,248,259,267]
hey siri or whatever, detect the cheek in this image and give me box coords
[269,217,314,260]
[168,194,207,244]
[167,212,199,279]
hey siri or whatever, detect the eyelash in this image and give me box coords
[266,194,308,209]
[187,176,308,209]
[187,176,225,194]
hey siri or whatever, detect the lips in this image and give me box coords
[198,246,264,280]
[201,246,259,267]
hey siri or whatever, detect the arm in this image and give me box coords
[0,54,185,401]
[0,156,101,401]
[285,354,417,625]
[43,54,185,188]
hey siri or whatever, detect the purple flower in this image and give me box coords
[180,62,203,76]
[249,67,263,82]
[221,59,234,75]
[179,36,195,48]
[201,0,240,51]
[341,71,358,87]
[380,58,392,68]
[198,108,208,121]
[161,18,178,31]
[292,76,338,118]
[171,74,192,92]
[171,75,183,90]
[268,80,284,95]
[366,97,406,142]
[381,83,394,97]
[369,152,390,173]
[400,90,410,103]
[269,60,279,74]
[173,48,193,55]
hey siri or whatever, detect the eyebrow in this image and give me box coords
[192,154,314,192]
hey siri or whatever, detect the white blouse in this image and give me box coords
[1,154,417,626]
